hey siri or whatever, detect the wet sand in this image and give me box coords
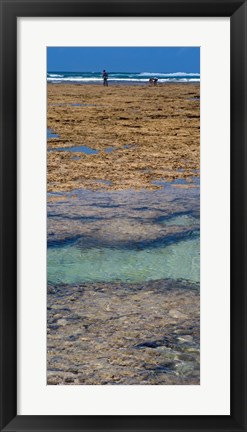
[47,83,200,192]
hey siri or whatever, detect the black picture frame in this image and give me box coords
[0,0,246,431]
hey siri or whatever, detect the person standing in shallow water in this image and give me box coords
[102,69,108,86]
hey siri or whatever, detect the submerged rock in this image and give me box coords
[47,279,200,385]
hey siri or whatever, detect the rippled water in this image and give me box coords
[47,181,200,285]
[48,236,199,284]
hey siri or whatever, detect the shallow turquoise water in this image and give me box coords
[47,182,200,286]
[48,236,199,284]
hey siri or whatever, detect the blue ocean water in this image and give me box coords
[47,71,200,84]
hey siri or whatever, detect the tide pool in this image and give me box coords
[48,235,199,285]
[48,182,200,286]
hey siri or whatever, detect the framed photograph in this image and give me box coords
[0,0,246,431]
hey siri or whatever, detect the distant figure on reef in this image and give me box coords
[149,77,158,86]
[102,69,108,87]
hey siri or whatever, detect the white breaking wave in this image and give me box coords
[48,74,64,78]
[47,77,103,82]
[138,72,200,77]
[159,78,200,82]
[47,77,150,82]
[185,78,200,82]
